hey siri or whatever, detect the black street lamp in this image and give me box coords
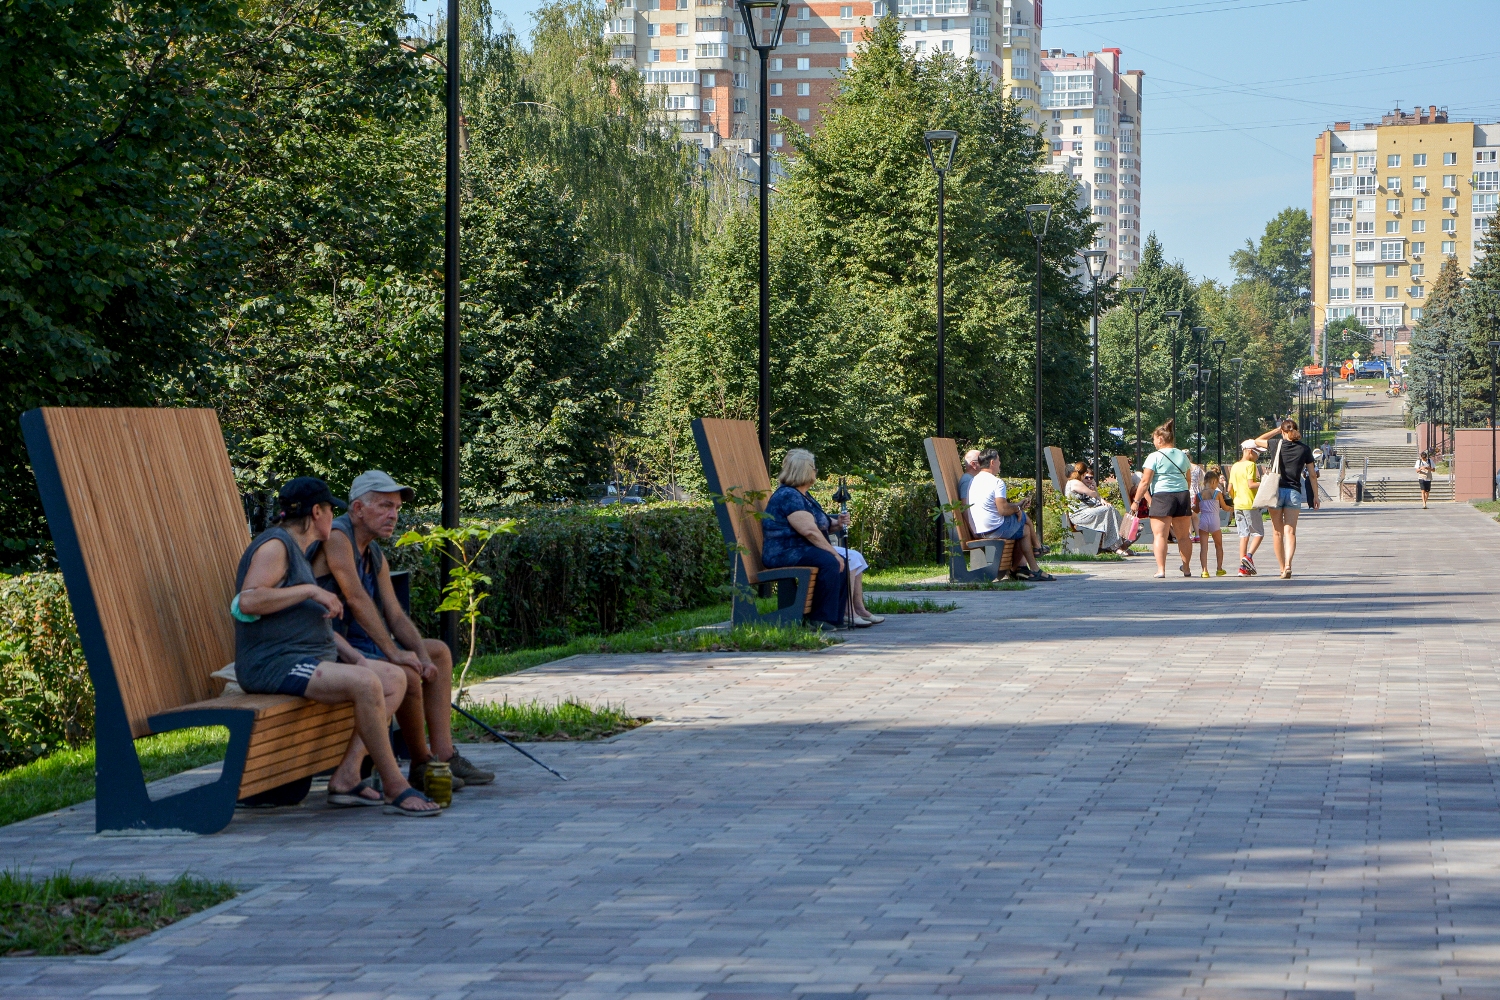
[1210,337,1226,465]
[1083,250,1109,471]
[1163,310,1183,432]
[739,0,790,465]
[440,0,462,653]
[1230,357,1244,447]
[1122,286,1146,465]
[924,129,959,440]
[1190,326,1207,456]
[1490,336,1500,501]
[1026,203,1053,539]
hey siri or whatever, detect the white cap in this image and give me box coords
[349,470,415,504]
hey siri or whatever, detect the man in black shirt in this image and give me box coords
[1255,418,1319,579]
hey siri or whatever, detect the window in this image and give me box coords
[678,0,688,9]
[914,18,925,30]
[1387,199,1401,213]
[733,72,748,87]
[1412,307,1424,320]
[1356,241,1375,254]
[1384,264,1400,276]
[1442,240,1457,254]
[839,56,850,69]
[1356,306,1377,324]
[1413,154,1427,166]
[1356,176,1376,195]
[1385,286,1398,299]
[694,17,726,30]
[701,72,716,87]
[796,30,809,44]
[610,44,636,58]
[677,47,689,60]
[648,47,662,60]
[1387,177,1401,192]
[1095,140,1113,151]
[1331,155,1352,170]
[1413,176,1427,191]
[674,20,688,33]
[940,17,950,28]
[1380,240,1404,260]
[770,57,782,70]
[1387,154,1400,167]
[1444,152,1457,165]
[840,29,853,42]
[1381,306,1403,326]
[1412,219,1426,233]
[840,5,852,16]
[1330,243,1350,257]
[1478,150,1498,164]
[798,5,810,18]
[1442,196,1458,210]
[1331,221,1351,235]
[1442,218,1457,233]
[1073,126,1083,135]
[1358,154,1376,170]
[1356,221,1375,235]
[1356,198,1375,213]
[942,39,953,51]
[1330,175,1354,192]
[1444,175,1458,189]
[1412,197,1426,211]
[771,132,783,147]
[769,82,781,95]
[796,57,809,69]
[1329,265,1350,278]
[1477,171,1500,191]
[796,81,810,95]
[1093,156,1112,167]
[770,106,782,117]
[797,107,810,120]
[913,40,924,52]
[697,43,727,56]
[1476,193,1500,213]
[1386,221,1400,233]
[1329,287,1350,301]
[702,97,716,111]
[1356,286,1374,300]
[1411,241,1425,255]
[1093,172,1112,185]
[646,21,659,35]
[733,97,747,113]
[1411,262,1425,277]
[1356,264,1375,277]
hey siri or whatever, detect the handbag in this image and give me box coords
[1252,440,1283,509]
[1122,513,1141,543]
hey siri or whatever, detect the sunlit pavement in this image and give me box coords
[5,500,1500,999]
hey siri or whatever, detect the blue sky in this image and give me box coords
[405,0,1500,284]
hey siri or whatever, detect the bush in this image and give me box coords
[387,502,729,653]
[0,574,93,769]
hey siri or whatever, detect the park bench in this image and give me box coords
[22,407,359,835]
[1043,445,1102,555]
[691,417,818,626]
[922,437,1016,582]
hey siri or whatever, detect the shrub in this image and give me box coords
[387,502,729,652]
[0,574,92,769]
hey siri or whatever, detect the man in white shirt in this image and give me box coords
[966,449,1051,581]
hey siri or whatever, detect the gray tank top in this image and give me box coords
[233,526,337,693]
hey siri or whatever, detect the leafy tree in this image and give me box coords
[1457,226,1500,427]
[1230,207,1312,313]
[1406,255,1466,425]
[1323,316,1373,356]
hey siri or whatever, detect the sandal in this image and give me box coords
[1029,571,1057,582]
[1154,571,1166,579]
[383,787,442,817]
[327,777,382,808]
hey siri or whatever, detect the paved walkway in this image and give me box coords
[6,501,1500,999]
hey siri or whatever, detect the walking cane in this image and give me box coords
[451,701,567,780]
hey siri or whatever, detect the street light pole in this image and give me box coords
[1123,287,1146,466]
[1490,339,1500,501]
[1164,310,1183,435]
[1026,204,1053,543]
[740,0,789,465]
[1190,326,1207,456]
[440,0,462,654]
[1211,338,1225,465]
[924,130,959,440]
[1230,357,1244,447]
[1083,251,1109,471]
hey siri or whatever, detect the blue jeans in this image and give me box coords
[977,512,1029,541]
[1274,486,1303,509]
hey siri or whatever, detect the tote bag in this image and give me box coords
[1252,441,1283,509]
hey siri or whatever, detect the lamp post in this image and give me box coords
[1490,337,1500,501]
[1230,357,1243,446]
[1083,250,1109,471]
[1190,326,1207,455]
[440,0,462,653]
[924,130,959,440]
[1026,203,1053,540]
[1163,310,1183,432]
[1210,338,1226,465]
[1123,287,1147,465]
[739,0,790,465]
[1185,362,1199,441]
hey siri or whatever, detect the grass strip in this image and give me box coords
[453,699,649,743]
[465,603,736,679]
[862,563,947,587]
[864,596,957,614]
[0,728,228,830]
[867,580,1029,592]
[0,871,236,957]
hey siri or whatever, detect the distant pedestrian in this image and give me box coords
[1255,418,1319,579]
[1195,468,1231,577]
[1229,440,1266,576]
[1415,451,1434,509]
[1132,419,1195,579]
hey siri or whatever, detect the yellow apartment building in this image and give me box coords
[1311,106,1500,361]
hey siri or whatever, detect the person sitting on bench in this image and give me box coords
[957,449,981,502]
[232,477,441,816]
[761,449,851,629]
[965,449,1053,582]
[311,470,495,794]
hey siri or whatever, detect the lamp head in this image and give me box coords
[1163,310,1182,322]
[1212,338,1226,351]
[1024,203,1052,240]
[1231,357,1243,373]
[739,0,789,52]
[1122,285,1145,306]
[1082,250,1109,283]
[923,130,958,174]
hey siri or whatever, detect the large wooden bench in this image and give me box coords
[22,407,359,834]
[691,418,819,626]
[923,437,1016,582]
[1043,445,1102,555]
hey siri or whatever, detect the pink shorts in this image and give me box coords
[1198,510,1221,532]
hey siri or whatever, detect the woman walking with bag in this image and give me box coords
[1415,451,1434,509]
[1132,419,1196,579]
[1254,418,1319,579]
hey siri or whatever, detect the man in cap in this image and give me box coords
[312,470,495,791]
[1228,439,1266,576]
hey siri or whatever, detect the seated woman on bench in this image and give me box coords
[761,449,879,628]
[231,477,441,817]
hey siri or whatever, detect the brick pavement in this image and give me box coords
[4,501,1500,998]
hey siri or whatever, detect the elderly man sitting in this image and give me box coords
[957,449,981,502]
[965,449,1054,582]
[310,471,495,793]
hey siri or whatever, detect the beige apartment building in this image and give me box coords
[1311,107,1500,360]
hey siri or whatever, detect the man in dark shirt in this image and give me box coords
[1255,419,1319,579]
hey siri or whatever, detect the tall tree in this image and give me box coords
[1406,256,1466,426]
[1230,207,1312,313]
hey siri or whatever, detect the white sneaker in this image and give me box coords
[844,615,873,628]
[861,613,886,624]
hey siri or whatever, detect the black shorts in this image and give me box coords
[1148,490,1193,519]
[1418,480,1432,491]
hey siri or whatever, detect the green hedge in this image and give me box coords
[0,574,92,769]
[387,502,729,653]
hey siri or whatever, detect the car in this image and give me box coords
[1351,360,1390,380]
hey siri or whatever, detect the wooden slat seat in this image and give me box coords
[691,418,821,625]
[923,437,1015,583]
[22,407,359,833]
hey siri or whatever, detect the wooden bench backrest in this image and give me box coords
[1044,446,1067,495]
[693,418,773,584]
[1113,455,1136,501]
[32,409,248,737]
[923,437,977,548]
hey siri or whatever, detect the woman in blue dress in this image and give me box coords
[760,448,879,628]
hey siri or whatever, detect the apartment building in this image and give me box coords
[1311,107,1500,359]
[605,0,1043,152]
[1039,48,1144,280]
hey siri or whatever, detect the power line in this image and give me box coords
[1046,0,1308,28]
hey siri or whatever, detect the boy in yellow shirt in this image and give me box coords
[1228,440,1266,576]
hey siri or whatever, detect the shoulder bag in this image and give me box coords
[1252,440,1283,509]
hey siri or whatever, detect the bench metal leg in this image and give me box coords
[946,528,1005,583]
[731,557,814,627]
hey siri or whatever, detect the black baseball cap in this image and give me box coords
[276,477,346,520]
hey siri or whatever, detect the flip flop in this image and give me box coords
[383,787,442,817]
[328,777,382,808]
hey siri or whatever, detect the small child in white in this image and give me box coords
[1196,469,1232,577]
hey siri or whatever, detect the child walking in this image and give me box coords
[1228,439,1266,576]
[1196,469,1231,576]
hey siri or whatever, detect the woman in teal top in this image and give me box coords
[1131,418,1196,579]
